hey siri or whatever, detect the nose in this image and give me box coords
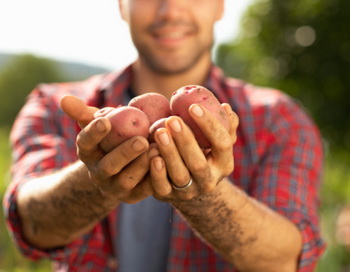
[157,0,185,20]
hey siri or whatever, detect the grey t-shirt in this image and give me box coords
[116,197,173,272]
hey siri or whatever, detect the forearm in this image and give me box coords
[171,179,302,271]
[16,161,119,249]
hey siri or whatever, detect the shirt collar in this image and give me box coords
[98,64,231,107]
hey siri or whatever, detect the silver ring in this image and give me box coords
[172,178,193,191]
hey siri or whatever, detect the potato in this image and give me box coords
[170,85,230,148]
[99,106,150,152]
[128,92,171,125]
[148,117,167,143]
[93,107,115,118]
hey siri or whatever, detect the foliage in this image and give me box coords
[0,128,51,271]
[216,0,350,153]
[0,54,65,127]
[316,154,350,271]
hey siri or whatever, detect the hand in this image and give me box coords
[148,103,238,201]
[61,95,154,204]
[76,117,155,203]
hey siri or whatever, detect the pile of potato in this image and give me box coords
[96,85,230,152]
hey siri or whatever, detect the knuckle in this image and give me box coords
[179,192,195,201]
[191,161,207,174]
[223,161,234,176]
[124,198,137,204]
[118,179,135,191]
[171,175,189,185]
[157,185,172,197]
[76,133,94,153]
[136,153,150,169]
[216,135,232,151]
[139,182,152,196]
[232,112,239,127]
[98,160,117,177]
[201,182,215,194]
[119,146,137,161]
[76,134,86,149]
[232,134,237,144]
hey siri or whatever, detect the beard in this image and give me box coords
[137,42,213,75]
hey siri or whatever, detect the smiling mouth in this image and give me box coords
[155,31,189,40]
[149,21,196,45]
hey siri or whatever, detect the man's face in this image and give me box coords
[120,0,224,75]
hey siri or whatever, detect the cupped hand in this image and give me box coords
[148,103,239,201]
[61,95,155,204]
[76,117,155,204]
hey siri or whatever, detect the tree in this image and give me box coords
[216,0,350,153]
[0,54,65,126]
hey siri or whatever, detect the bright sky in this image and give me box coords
[0,0,253,70]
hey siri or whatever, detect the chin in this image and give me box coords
[151,63,193,75]
[141,54,202,75]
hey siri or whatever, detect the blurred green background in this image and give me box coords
[1,0,350,270]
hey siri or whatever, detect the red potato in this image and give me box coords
[128,92,171,125]
[170,85,230,148]
[148,117,167,143]
[99,106,150,152]
[93,107,115,118]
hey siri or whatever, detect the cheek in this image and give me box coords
[193,1,222,22]
[129,16,150,45]
[193,7,220,35]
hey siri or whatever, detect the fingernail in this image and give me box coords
[169,119,181,132]
[132,140,146,152]
[158,132,170,145]
[222,103,232,116]
[191,105,204,117]
[96,120,106,132]
[154,158,163,171]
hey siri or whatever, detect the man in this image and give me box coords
[4,0,325,271]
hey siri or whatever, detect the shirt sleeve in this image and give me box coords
[250,96,325,271]
[2,86,110,264]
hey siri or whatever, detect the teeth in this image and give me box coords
[159,32,185,39]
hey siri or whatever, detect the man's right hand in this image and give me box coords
[61,94,154,203]
[76,116,154,204]
[16,96,155,249]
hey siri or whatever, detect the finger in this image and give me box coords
[154,128,191,188]
[165,117,210,182]
[222,103,239,144]
[97,136,149,178]
[189,104,234,172]
[150,156,172,196]
[76,117,111,162]
[127,177,154,204]
[150,156,195,200]
[60,95,99,127]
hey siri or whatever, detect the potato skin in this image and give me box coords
[170,85,230,148]
[93,107,115,118]
[128,93,171,125]
[148,117,167,143]
[99,106,150,152]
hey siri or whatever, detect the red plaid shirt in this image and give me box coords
[4,65,325,271]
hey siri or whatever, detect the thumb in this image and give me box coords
[60,95,99,128]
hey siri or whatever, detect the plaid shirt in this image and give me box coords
[4,65,325,271]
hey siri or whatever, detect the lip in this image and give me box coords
[151,26,195,48]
